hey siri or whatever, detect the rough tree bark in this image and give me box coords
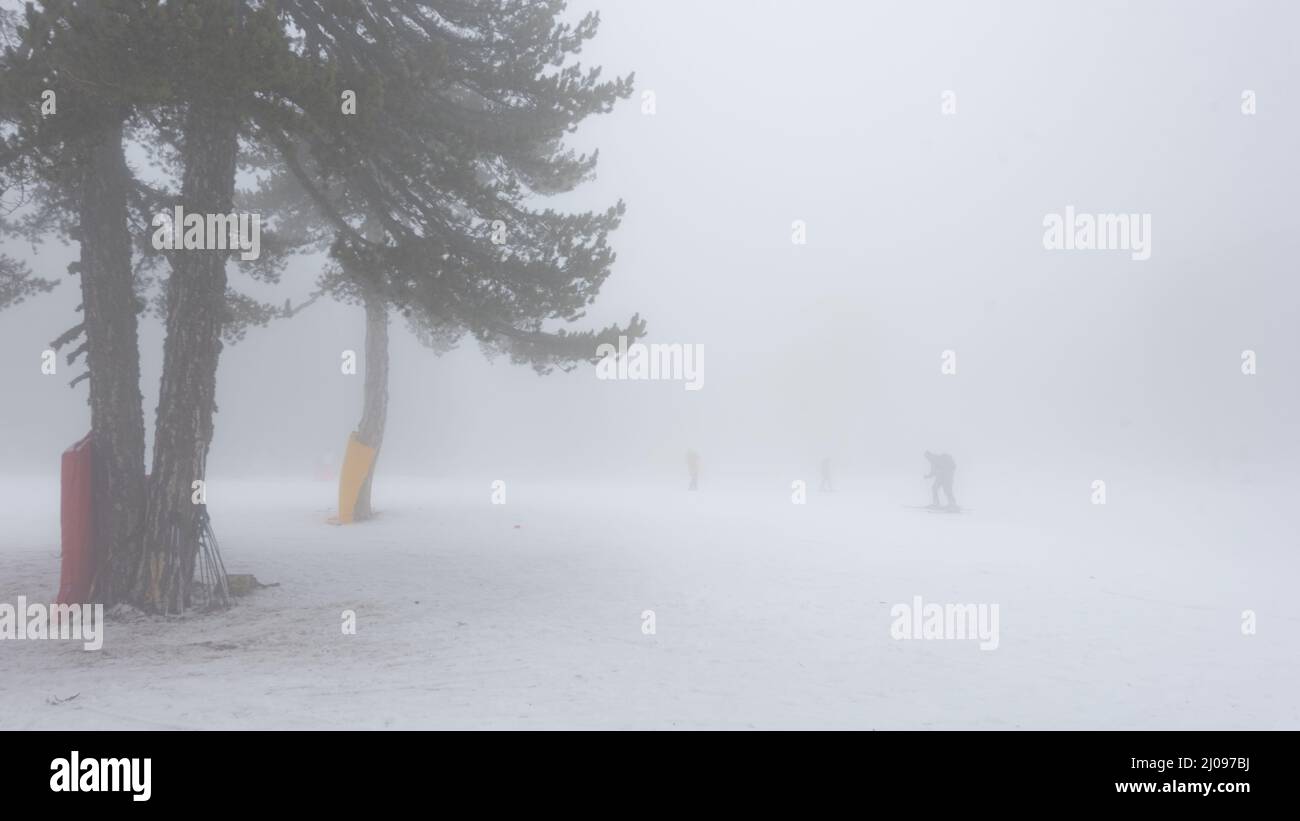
[352,287,389,521]
[132,97,239,613]
[74,118,147,606]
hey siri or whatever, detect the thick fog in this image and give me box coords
[4,0,1299,737]
[3,0,1298,485]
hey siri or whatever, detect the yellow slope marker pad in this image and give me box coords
[330,432,376,525]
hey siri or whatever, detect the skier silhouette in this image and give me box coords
[923,451,958,510]
[686,449,700,491]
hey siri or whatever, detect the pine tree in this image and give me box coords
[3,0,645,611]
[0,0,175,605]
[242,0,645,520]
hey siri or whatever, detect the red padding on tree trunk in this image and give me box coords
[57,433,95,604]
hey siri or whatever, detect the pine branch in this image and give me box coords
[49,322,85,351]
[65,340,89,365]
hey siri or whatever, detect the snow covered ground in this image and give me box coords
[1,472,1296,729]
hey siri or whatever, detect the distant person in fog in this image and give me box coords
[820,457,833,492]
[923,451,958,510]
[686,449,700,491]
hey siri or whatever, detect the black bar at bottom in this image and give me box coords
[2,730,1284,807]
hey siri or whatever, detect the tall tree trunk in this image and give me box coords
[133,97,239,613]
[353,288,389,520]
[75,117,146,607]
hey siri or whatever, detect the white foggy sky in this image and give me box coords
[2,0,1298,483]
